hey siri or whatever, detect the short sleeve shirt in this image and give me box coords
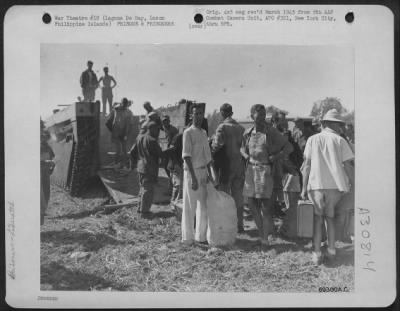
[304,127,354,192]
[182,125,212,169]
[137,133,162,177]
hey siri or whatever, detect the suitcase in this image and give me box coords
[280,199,314,238]
[296,200,314,238]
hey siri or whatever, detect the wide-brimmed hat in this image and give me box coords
[322,109,345,123]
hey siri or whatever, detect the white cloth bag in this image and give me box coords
[206,183,237,247]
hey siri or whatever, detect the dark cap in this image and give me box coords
[87,60,93,65]
[122,97,129,106]
[220,103,232,114]
[162,115,170,121]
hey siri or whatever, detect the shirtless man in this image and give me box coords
[98,66,117,113]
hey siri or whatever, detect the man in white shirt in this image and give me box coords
[181,103,215,245]
[301,109,354,264]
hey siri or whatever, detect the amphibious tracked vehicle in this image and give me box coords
[45,99,206,198]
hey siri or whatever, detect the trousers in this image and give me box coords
[82,87,96,102]
[102,88,113,113]
[218,173,245,229]
[112,137,128,166]
[248,197,273,240]
[171,165,183,203]
[182,168,208,243]
[138,173,156,213]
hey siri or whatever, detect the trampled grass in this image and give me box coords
[41,185,354,292]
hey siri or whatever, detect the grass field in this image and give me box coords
[40,179,354,292]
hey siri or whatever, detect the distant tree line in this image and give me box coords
[310,97,354,125]
[205,97,354,137]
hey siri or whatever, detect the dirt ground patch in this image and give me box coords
[41,182,354,292]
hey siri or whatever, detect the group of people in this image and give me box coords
[43,60,355,265]
[105,97,134,171]
[80,60,117,113]
[132,101,355,265]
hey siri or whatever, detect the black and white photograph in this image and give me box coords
[4,4,396,308]
[40,44,355,292]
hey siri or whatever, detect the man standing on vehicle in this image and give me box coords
[181,103,215,245]
[212,103,246,233]
[80,60,98,102]
[301,109,354,264]
[98,66,117,114]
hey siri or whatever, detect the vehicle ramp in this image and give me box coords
[97,168,171,206]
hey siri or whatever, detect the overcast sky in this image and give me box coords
[41,44,353,119]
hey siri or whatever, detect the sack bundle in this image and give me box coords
[206,184,237,247]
